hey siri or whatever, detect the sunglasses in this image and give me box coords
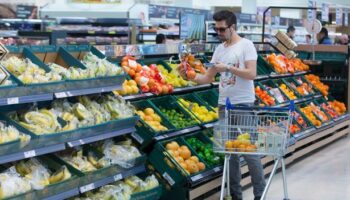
[213,26,230,33]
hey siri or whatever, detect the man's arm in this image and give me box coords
[178,66,217,84]
[229,60,256,80]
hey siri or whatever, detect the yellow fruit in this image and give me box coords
[131,85,139,94]
[144,108,155,115]
[189,156,199,163]
[128,80,137,86]
[124,85,132,94]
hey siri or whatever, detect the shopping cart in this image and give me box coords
[214,98,294,200]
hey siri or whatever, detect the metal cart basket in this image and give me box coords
[214,98,294,200]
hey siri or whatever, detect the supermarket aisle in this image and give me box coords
[243,135,350,200]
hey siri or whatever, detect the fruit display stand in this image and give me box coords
[0,44,154,200]
[92,43,349,200]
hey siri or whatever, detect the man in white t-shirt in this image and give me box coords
[179,10,265,200]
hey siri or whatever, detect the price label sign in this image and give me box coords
[80,183,95,193]
[213,167,221,172]
[128,59,137,68]
[131,132,144,144]
[113,174,123,182]
[108,31,116,34]
[24,150,36,158]
[7,97,19,105]
[162,172,175,186]
[55,92,67,98]
[191,174,203,182]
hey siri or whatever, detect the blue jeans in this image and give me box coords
[218,104,266,199]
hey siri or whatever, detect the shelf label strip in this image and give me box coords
[80,183,95,193]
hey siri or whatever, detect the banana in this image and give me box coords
[49,167,65,184]
[15,161,31,176]
[19,122,43,134]
[62,112,75,121]
[87,153,103,169]
[73,103,92,120]
[63,166,71,180]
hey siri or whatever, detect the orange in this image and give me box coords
[232,140,240,149]
[180,149,191,160]
[175,156,184,163]
[166,143,175,151]
[144,115,153,121]
[162,85,169,94]
[189,156,199,163]
[128,69,136,78]
[238,144,246,152]
[180,162,188,170]
[225,140,233,150]
[180,145,189,151]
[186,70,196,80]
[197,162,206,171]
[187,162,199,174]
[136,64,142,72]
[170,141,179,150]
[121,61,128,67]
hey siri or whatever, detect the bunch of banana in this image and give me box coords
[12,108,62,135]
[14,158,71,189]
[61,150,97,172]
[74,175,159,200]
[1,56,63,84]
[98,95,135,119]
[48,166,72,184]
[0,122,30,144]
[81,52,123,77]
[78,96,111,124]
[0,173,31,199]
[49,63,96,80]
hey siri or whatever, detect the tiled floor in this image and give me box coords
[243,135,350,200]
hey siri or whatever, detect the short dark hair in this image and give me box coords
[320,27,328,37]
[155,34,166,44]
[287,26,295,33]
[213,10,237,27]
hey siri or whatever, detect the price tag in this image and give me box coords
[66,91,73,97]
[80,183,95,193]
[101,88,106,93]
[7,97,19,105]
[128,59,137,68]
[79,139,85,145]
[191,174,204,182]
[113,174,123,182]
[55,92,67,98]
[108,31,116,34]
[88,30,95,34]
[213,167,221,172]
[67,142,73,147]
[131,132,144,144]
[162,172,175,186]
[24,150,36,158]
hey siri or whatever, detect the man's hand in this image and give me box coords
[213,62,228,73]
[177,65,188,80]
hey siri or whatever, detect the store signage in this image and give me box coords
[307,0,316,21]
[238,13,257,24]
[321,3,329,22]
[336,6,343,25]
[149,4,211,21]
[344,9,349,26]
[16,5,38,19]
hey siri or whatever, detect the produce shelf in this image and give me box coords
[0,143,65,165]
[79,164,146,194]
[173,84,212,93]
[67,127,136,147]
[54,85,122,99]
[43,188,80,200]
[0,93,53,106]
[154,126,201,141]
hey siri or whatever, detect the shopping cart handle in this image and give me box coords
[225,98,295,111]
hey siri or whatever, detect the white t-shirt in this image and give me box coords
[211,38,257,105]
